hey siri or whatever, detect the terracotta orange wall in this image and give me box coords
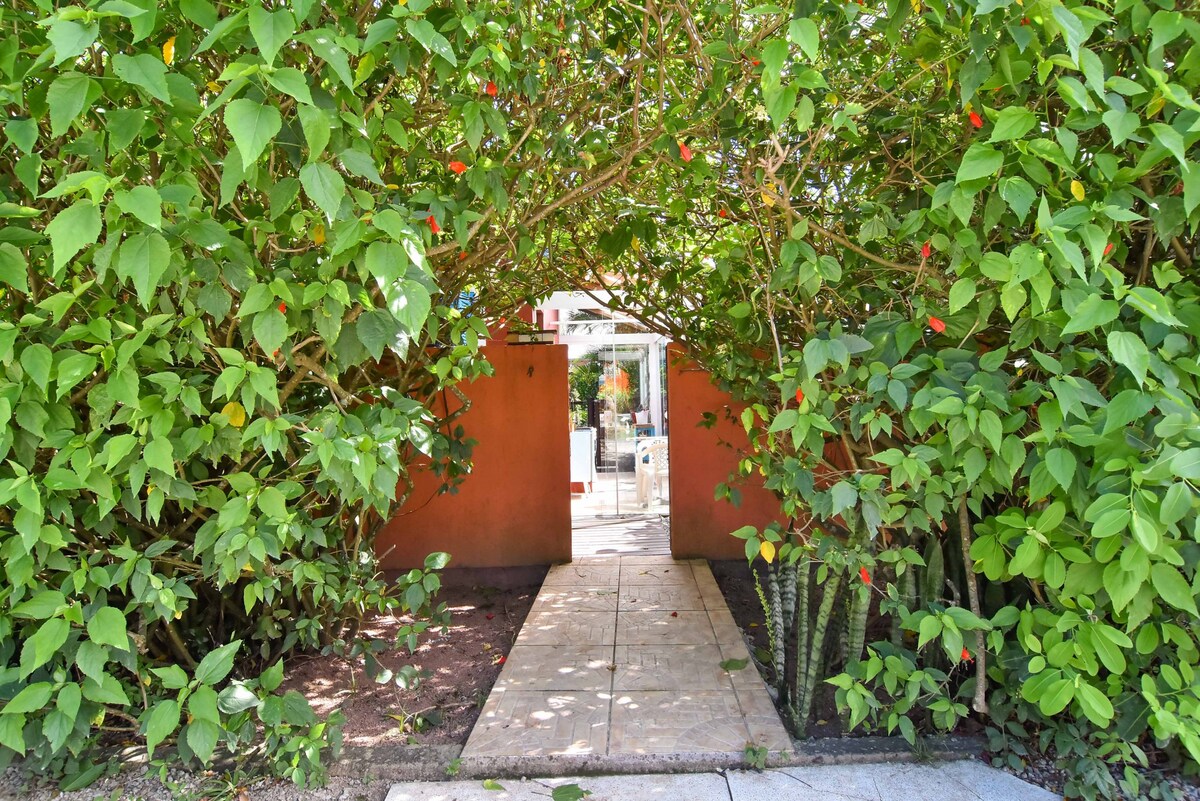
[376,344,572,569]
[667,349,781,560]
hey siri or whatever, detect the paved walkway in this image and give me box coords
[571,515,671,558]
[385,762,1058,800]
[461,555,791,757]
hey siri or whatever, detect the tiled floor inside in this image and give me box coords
[461,555,793,757]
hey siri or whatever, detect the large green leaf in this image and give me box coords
[142,699,179,756]
[1151,564,1198,616]
[248,5,295,65]
[115,232,171,308]
[111,53,172,104]
[86,607,130,651]
[47,20,98,66]
[1107,331,1149,387]
[299,162,345,220]
[0,243,29,293]
[956,144,1004,183]
[45,200,101,278]
[47,72,92,137]
[224,99,283,169]
[988,107,1036,142]
[406,19,457,66]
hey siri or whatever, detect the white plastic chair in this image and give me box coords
[636,441,670,507]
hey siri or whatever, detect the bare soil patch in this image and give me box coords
[282,568,544,748]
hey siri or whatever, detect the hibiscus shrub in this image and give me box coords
[0,0,506,787]
[525,0,1200,795]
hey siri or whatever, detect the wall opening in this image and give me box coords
[538,294,672,559]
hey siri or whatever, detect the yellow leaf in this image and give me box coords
[1070,179,1085,201]
[222,401,247,428]
[760,190,776,208]
[206,81,221,93]
[163,35,176,65]
[910,0,921,12]
[760,540,776,564]
[312,224,326,245]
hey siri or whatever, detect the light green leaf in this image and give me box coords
[1107,331,1149,387]
[253,309,288,356]
[46,200,101,278]
[115,232,171,308]
[988,107,1037,142]
[47,72,92,137]
[1102,109,1139,146]
[22,618,70,676]
[406,19,457,66]
[264,67,313,104]
[956,144,1004,183]
[224,99,282,169]
[113,185,162,229]
[86,607,130,651]
[112,53,172,104]
[194,640,241,685]
[1061,294,1119,335]
[144,437,175,476]
[299,162,345,220]
[142,699,179,756]
[788,18,819,61]
[186,719,220,764]
[1045,447,1076,490]
[0,244,29,293]
[387,281,432,336]
[248,5,295,65]
[1151,563,1198,616]
[949,277,976,314]
[56,352,97,401]
[338,148,383,184]
[1075,682,1114,727]
[48,20,98,66]
[1149,122,1186,166]
[2,683,53,715]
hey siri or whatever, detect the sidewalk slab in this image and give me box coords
[384,761,1058,801]
[385,772,730,801]
[724,761,1059,801]
[462,555,791,758]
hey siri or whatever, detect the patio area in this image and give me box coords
[460,555,791,757]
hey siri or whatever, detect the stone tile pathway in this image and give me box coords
[385,761,1059,801]
[461,555,792,757]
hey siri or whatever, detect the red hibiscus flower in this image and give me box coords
[484,80,497,97]
[795,388,804,404]
[679,142,693,162]
[859,567,871,585]
[278,302,287,313]
[1104,243,1114,256]
[928,315,946,333]
[449,161,467,174]
[921,241,931,259]
[719,209,728,218]
[961,647,973,662]
[969,110,984,128]
[427,215,440,234]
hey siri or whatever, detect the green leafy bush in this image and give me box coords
[0,0,501,786]
[523,0,1200,793]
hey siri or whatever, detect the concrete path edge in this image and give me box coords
[332,735,986,782]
